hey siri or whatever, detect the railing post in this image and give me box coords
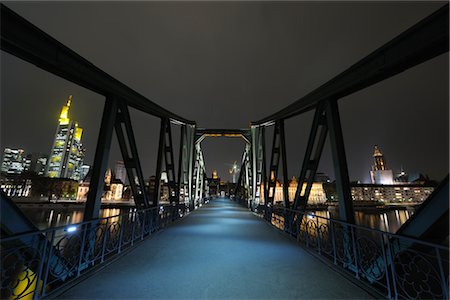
[379,232,392,299]
[330,221,337,265]
[131,213,137,246]
[350,226,359,279]
[101,219,109,263]
[76,223,89,277]
[316,216,321,255]
[435,247,449,300]
[386,237,399,300]
[33,232,49,300]
[41,230,56,298]
[117,217,125,254]
[141,211,146,240]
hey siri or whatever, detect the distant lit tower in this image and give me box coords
[370,145,394,184]
[229,161,239,183]
[114,160,127,184]
[46,96,85,180]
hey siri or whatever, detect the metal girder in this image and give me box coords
[235,145,252,201]
[252,4,449,126]
[290,99,354,223]
[195,128,251,144]
[192,143,206,206]
[84,97,119,221]
[187,126,196,209]
[0,4,194,126]
[265,121,289,208]
[114,100,150,209]
[251,127,259,206]
[154,118,178,206]
[163,121,178,204]
[177,125,187,205]
[153,119,166,207]
[326,99,355,224]
[292,102,328,212]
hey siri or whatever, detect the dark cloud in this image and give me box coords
[1,1,448,182]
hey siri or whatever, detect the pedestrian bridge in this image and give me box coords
[1,3,449,300]
[55,198,372,299]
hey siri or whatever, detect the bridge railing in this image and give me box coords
[255,205,449,299]
[0,204,188,300]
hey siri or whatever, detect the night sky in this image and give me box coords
[1,1,448,183]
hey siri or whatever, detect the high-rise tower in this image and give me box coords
[372,145,387,171]
[370,145,393,184]
[46,96,85,180]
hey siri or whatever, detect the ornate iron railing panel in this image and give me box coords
[251,204,449,299]
[0,204,188,299]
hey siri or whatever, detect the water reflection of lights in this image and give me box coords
[48,210,54,227]
[383,213,389,231]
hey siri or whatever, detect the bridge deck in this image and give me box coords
[59,198,372,299]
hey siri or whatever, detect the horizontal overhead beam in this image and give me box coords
[252,4,449,126]
[195,128,250,136]
[0,4,195,126]
[195,128,251,145]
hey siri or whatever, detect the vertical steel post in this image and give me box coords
[153,118,166,207]
[84,96,118,221]
[260,127,268,205]
[187,126,195,209]
[251,126,258,207]
[325,99,355,224]
[177,125,186,205]
[279,120,290,209]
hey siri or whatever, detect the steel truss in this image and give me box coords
[0,4,197,220]
[248,4,448,224]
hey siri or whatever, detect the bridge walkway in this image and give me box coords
[58,198,373,299]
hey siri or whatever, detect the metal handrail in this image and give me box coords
[252,202,450,299]
[271,206,449,251]
[0,202,193,299]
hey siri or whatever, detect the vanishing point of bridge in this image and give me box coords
[1,3,449,300]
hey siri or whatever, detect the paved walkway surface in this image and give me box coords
[59,198,372,299]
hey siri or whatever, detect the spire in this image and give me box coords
[373,145,383,157]
[59,95,72,125]
[372,145,387,171]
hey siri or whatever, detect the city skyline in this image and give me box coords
[1,1,448,183]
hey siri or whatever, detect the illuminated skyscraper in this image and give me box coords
[46,96,85,180]
[370,145,393,184]
[1,148,26,174]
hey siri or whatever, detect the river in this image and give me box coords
[20,204,414,234]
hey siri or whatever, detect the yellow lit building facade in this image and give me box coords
[46,96,85,180]
[76,168,125,202]
[260,177,327,205]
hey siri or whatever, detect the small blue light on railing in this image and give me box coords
[307,215,314,220]
[66,226,77,233]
